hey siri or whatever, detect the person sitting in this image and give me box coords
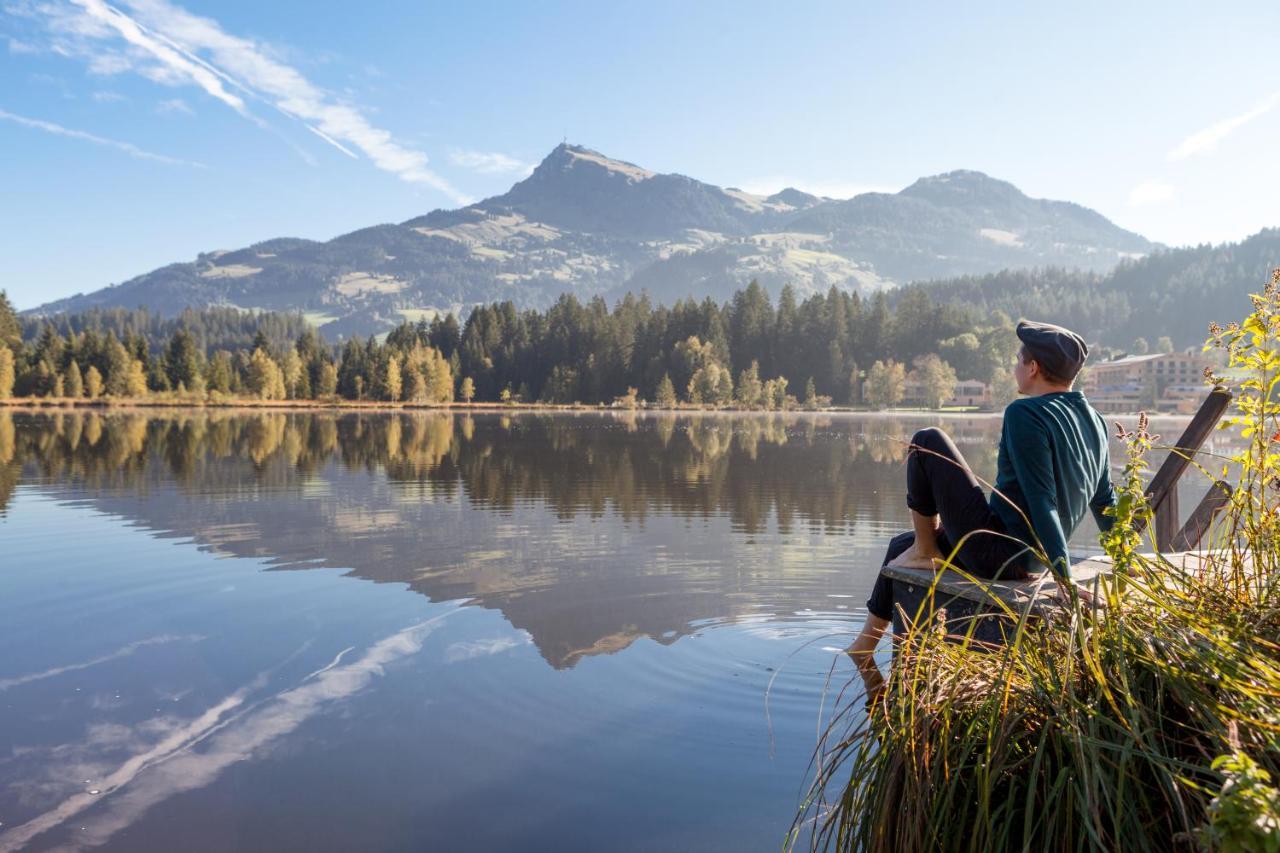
[847,320,1117,701]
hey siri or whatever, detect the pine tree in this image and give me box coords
[123,358,149,397]
[84,365,103,399]
[316,363,339,398]
[430,350,454,402]
[735,360,764,409]
[64,360,84,398]
[28,360,54,397]
[0,291,19,355]
[0,347,13,399]
[804,377,817,408]
[165,329,202,391]
[405,368,427,403]
[246,348,286,399]
[280,348,304,399]
[654,373,677,408]
[295,360,312,399]
[103,337,133,396]
[207,350,234,394]
[382,354,402,402]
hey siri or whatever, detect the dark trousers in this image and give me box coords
[865,427,1029,621]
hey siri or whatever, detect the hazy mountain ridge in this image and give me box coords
[30,143,1154,337]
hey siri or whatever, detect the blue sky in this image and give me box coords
[1,0,1278,310]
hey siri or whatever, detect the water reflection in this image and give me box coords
[0,408,1233,852]
[0,410,978,665]
[2,409,991,520]
[0,409,1226,671]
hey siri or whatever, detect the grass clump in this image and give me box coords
[795,271,1280,852]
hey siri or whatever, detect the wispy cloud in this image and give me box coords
[26,0,467,201]
[1167,90,1280,162]
[7,36,39,54]
[1128,180,1175,206]
[0,634,203,691]
[444,632,531,663]
[0,106,205,166]
[91,89,127,102]
[449,149,533,176]
[155,96,191,115]
[0,615,454,852]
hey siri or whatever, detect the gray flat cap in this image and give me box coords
[1016,320,1089,380]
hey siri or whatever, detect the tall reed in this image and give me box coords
[795,272,1280,852]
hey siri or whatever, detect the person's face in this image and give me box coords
[1013,347,1035,394]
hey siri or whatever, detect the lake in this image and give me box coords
[0,409,1215,852]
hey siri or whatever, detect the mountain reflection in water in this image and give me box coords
[0,408,1227,852]
[0,409,1011,669]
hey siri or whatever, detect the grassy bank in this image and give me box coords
[796,274,1280,852]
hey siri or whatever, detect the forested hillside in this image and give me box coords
[906,228,1280,347]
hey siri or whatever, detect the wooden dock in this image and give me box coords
[882,387,1236,646]
[882,551,1228,644]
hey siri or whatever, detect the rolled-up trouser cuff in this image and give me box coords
[865,531,915,621]
[906,496,936,516]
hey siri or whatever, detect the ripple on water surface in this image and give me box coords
[0,409,1165,851]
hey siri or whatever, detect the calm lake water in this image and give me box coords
[0,409,1216,852]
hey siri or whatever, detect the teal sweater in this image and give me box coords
[989,391,1116,579]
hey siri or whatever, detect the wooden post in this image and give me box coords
[1170,480,1233,551]
[1138,387,1232,550]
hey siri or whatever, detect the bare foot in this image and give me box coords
[886,544,945,570]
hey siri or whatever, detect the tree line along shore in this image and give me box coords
[0,280,1156,411]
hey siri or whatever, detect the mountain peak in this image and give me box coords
[530,143,655,184]
[898,170,1028,207]
[766,187,820,208]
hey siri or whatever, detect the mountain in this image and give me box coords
[29,144,1154,337]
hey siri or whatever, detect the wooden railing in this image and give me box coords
[1136,386,1233,550]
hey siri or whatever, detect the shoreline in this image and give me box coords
[0,397,1192,420]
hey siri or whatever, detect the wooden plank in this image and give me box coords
[880,556,1113,614]
[1170,480,1233,551]
[1138,387,1232,548]
[1154,490,1180,551]
[887,549,1247,648]
[880,550,1221,616]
